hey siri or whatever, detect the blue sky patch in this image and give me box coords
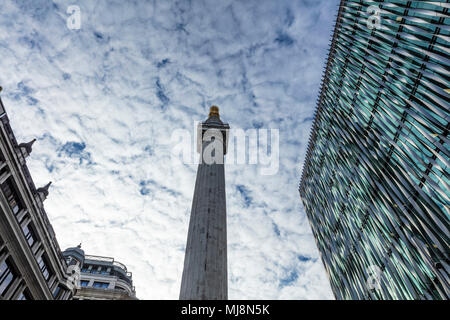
[274,32,294,47]
[236,184,252,208]
[280,270,298,288]
[157,58,170,69]
[156,78,170,105]
[298,255,311,262]
[58,141,92,165]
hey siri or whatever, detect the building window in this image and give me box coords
[17,289,32,300]
[1,178,23,215]
[53,285,63,299]
[0,259,16,296]
[80,280,89,287]
[92,281,109,288]
[22,223,36,247]
[92,266,101,274]
[37,255,52,282]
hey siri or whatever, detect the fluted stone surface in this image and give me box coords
[180,108,229,300]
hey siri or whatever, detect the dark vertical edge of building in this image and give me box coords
[299,0,346,196]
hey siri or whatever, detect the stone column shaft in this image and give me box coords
[180,108,229,300]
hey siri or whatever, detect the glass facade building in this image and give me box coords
[299,0,449,299]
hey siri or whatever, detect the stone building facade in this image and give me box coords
[0,88,137,300]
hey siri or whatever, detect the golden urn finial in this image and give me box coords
[209,105,220,118]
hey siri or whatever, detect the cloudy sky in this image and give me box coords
[0,0,338,299]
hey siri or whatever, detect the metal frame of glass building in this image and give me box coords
[299,0,449,299]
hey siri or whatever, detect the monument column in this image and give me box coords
[180,106,229,300]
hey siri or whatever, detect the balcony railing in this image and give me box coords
[84,255,132,278]
[85,255,114,264]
